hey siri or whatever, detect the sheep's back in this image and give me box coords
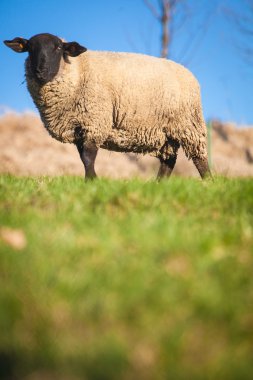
[82,51,200,121]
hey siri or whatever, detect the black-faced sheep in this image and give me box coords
[4,33,211,179]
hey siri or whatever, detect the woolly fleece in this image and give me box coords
[26,50,208,160]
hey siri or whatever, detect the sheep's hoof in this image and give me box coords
[85,174,97,181]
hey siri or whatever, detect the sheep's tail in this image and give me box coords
[177,107,211,178]
[177,105,208,161]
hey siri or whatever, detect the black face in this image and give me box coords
[4,33,87,85]
[28,34,63,84]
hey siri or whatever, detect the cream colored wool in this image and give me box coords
[26,50,208,160]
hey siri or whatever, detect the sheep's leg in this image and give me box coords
[192,156,212,179]
[157,154,178,180]
[76,142,98,179]
[157,139,179,180]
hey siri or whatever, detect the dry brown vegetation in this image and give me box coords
[0,112,252,177]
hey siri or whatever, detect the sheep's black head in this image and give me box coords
[4,33,87,85]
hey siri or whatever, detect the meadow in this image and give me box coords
[0,175,253,379]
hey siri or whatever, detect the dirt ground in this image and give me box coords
[0,112,253,178]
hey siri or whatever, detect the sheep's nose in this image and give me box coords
[36,68,46,76]
[35,68,48,84]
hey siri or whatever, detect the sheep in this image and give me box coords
[4,33,211,180]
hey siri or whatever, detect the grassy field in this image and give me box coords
[0,175,253,380]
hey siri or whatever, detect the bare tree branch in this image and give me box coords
[144,0,160,20]
[222,0,253,64]
[178,2,219,65]
[161,1,170,58]
[144,0,181,58]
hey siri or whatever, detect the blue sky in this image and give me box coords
[0,0,252,125]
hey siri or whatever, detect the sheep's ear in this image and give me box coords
[4,37,28,53]
[63,42,87,57]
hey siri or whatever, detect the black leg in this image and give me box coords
[157,154,178,180]
[76,142,98,179]
[192,156,212,179]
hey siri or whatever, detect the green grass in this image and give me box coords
[0,175,253,380]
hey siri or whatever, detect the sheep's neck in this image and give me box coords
[25,58,81,143]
